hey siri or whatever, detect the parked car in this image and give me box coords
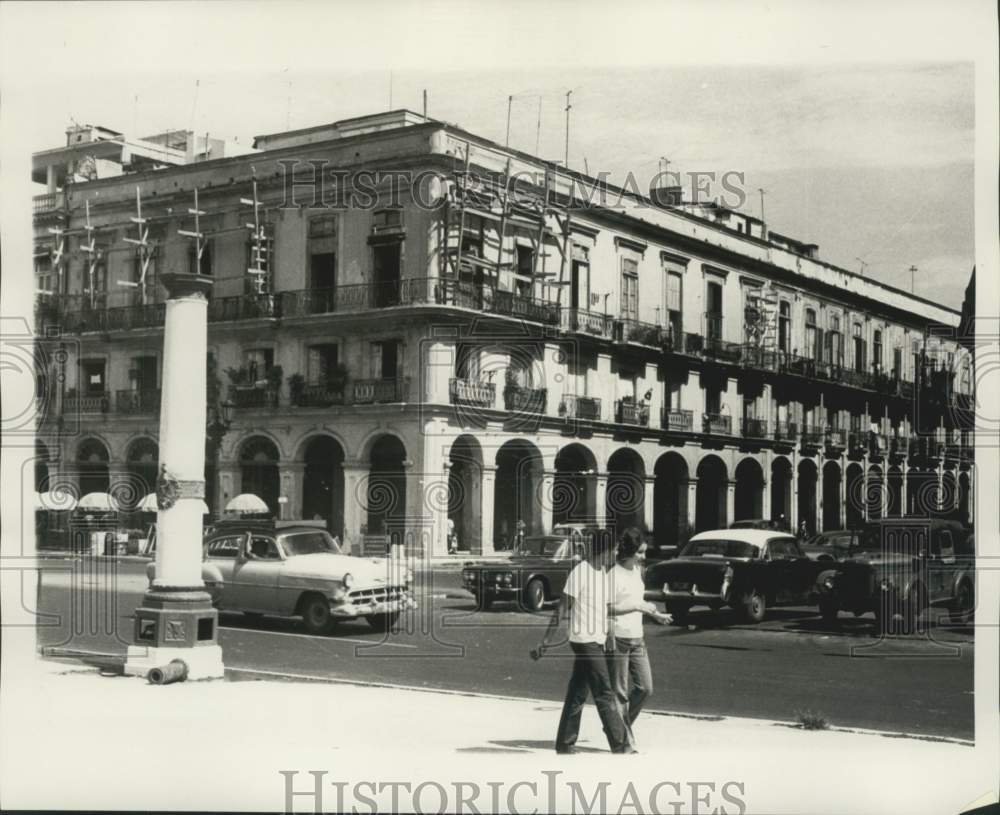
[643,529,831,624]
[729,518,785,531]
[800,529,856,562]
[814,519,975,631]
[461,524,599,611]
[146,520,415,633]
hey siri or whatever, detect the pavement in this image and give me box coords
[0,653,993,815]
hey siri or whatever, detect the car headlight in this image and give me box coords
[823,577,835,590]
[342,572,354,590]
[880,577,891,591]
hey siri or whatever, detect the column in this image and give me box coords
[900,462,908,519]
[838,457,848,528]
[341,460,369,556]
[936,464,944,512]
[544,342,565,418]
[281,463,304,522]
[125,273,222,680]
[540,468,557,534]
[643,475,656,534]
[480,465,497,554]
[725,479,736,529]
[862,454,870,521]
[686,479,698,530]
[789,451,799,531]
[644,362,662,429]
[594,471,608,528]
[216,463,239,517]
[814,455,823,533]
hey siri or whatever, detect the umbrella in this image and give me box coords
[225,493,269,514]
[139,493,210,514]
[35,489,78,512]
[77,492,120,512]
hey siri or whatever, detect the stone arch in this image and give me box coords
[301,434,346,535]
[695,454,728,531]
[822,460,842,530]
[555,443,599,527]
[366,434,408,541]
[448,434,484,553]
[606,447,646,535]
[845,462,864,528]
[238,435,281,515]
[494,438,544,548]
[867,464,884,521]
[734,457,765,522]
[797,459,818,535]
[770,456,793,530]
[887,466,903,517]
[76,437,111,497]
[654,451,689,549]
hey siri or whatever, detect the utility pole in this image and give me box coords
[908,265,918,294]
[758,187,766,231]
[564,90,572,170]
[506,95,512,146]
[535,96,542,155]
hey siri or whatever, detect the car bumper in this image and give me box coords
[329,593,417,619]
[645,585,730,603]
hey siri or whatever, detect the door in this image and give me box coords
[310,253,336,290]
[706,282,723,339]
[204,536,242,610]
[229,535,283,612]
[784,539,820,602]
[373,243,401,307]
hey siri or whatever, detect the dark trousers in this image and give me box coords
[555,641,630,753]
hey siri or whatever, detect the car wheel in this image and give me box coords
[741,590,767,623]
[665,603,688,625]
[366,612,400,632]
[949,580,974,625]
[300,594,334,635]
[819,598,839,625]
[523,579,546,612]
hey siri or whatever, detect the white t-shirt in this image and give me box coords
[563,560,610,644]
[609,563,645,639]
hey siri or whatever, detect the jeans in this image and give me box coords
[555,642,630,753]
[609,637,653,747]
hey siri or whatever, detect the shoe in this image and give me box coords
[555,747,579,754]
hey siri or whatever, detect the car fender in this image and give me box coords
[949,567,975,600]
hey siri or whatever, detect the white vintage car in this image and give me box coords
[146,522,415,633]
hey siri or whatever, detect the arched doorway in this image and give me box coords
[770,457,792,530]
[606,448,645,535]
[867,465,883,521]
[554,444,598,527]
[959,471,971,524]
[695,455,727,531]
[239,436,281,515]
[845,463,864,528]
[797,459,818,535]
[35,440,50,492]
[77,438,110,496]
[887,467,903,517]
[125,438,159,510]
[654,452,689,549]
[734,458,764,522]
[367,435,407,541]
[494,439,543,549]
[302,435,345,535]
[449,435,483,553]
[822,461,841,530]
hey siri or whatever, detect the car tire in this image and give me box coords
[366,612,400,632]
[949,580,974,625]
[523,579,546,612]
[819,598,839,625]
[300,594,334,635]
[741,590,767,623]
[665,604,688,625]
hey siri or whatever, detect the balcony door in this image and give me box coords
[372,340,401,381]
[620,257,639,321]
[570,246,590,311]
[373,242,402,307]
[130,356,157,392]
[706,281,723,340]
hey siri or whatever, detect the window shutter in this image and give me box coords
[370,343,382,379]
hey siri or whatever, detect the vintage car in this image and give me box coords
[643,529,831,624]
[729,518,786,531]
[814,519,975,631]
[800,529,856,562]
[461,524,597,611]
[146,521,415,633]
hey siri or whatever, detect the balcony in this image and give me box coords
[616,319,664,347]
[504,385,547,414]
[33,191,64,215]
[825,428,847,450]
[561,308,614,339]
[702,413,732,435]
[701,336,743,364]
[615,400,650,427]
[293,382,346,407]
[848,431,866,455]
[449,378,496,409]
[560,394,602,421]
[889,434,909,457]
[489,289,560,325]
[352,377,410,404]
[209,294,278,322]
[115,389,161,415]
[800,425,825,447]
[774,421,798,444]
[64,392,110,414]
[740,418,768,439]
[661,408,693,433]
[231,386,279,409]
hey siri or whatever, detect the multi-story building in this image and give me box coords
[33,110,976,555]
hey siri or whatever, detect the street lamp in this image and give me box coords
[206,399,234,515]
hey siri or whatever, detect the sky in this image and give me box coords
[1,1,982,310]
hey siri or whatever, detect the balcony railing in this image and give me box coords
[702,413,732,435]
[294,382,347,407]
[64,392,110,413]
[33,191,64,214]
[504,385,546,414]
[826,428,847,449]
[489,289,560,325]
[352,377,410,404]
[561,308,614,339]
[231,386,279,409]
[661,408,693,432]
[615,400,650,426]
[449,378,496,408]
[115,389,161,415]
[209,294,278,322]
[560,394,602,421]
[740,418,768,439]
[848,431,866,453]
[616,319,664,347]
[890,434,909,456]
[800,425,825,446]
[702,336,743,363]
[774,421,798,443]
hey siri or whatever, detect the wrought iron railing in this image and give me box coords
[352,377,410,404]
[115,389,161,414]
[504,385,547,414]
[740,418,768,439]
[661,408,693,432]
[560,394,602,421]
[774,421,799,443]
[561,308,614,338]
[64,392,110,413]
[702,413,732,434]
[294,382,347,407]
[800,425,825,446]
[615,400,650,426]
[617,319,664,347]
[209,294,278,322]
[231,386,279,409]
[449,378,496,408]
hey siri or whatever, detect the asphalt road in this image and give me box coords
[32,559,974,740]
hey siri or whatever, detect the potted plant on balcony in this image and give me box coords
[288,373,306,406]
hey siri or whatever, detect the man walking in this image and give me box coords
[532,531,635,754]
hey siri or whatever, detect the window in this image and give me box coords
[665,377,682,411]
[828,314,843,367]
[873,330,883,371]
[515,245,534,298]
[571,245,591,311]
[805,308,820,360]
[372,209,403,232]
[371,340,401,380]
[129,356,157,391]
[81,359,106,395]
[307,343,340,384]
[893,347,903,379]
[35,250,53,294]
[456,343,481,380]
[778,301,791,354]
[665,268,683,341]
[852,322,865,372]
[706,281,723,339]
[309,216,337,290]
[705,386,721,415]
[620,257,639,321]
[206,537,241,559]
[245,223,275,294]
[244,348,274,382]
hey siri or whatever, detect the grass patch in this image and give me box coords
[793,709,830,730]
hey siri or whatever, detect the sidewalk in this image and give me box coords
[0,655,988,815]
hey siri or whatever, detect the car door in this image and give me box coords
[204,536,241,609]
[784,539,820,602]
[229,535,283,612]
[761,540,791,603]
[928,529,955,606]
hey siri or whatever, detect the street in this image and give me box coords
[34,558,974,741]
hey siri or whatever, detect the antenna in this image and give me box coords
[506,94,513,147]
[758,187,766,229]
[908,264,918,294]
[423,89,428,119]
[564,90,572,169]
[855,257,868,277]
[241,170,268,294]
[189,79,200,135]
[120,187,151,305]
[178,187,206,274]
[535,96,542,155]
[80,201,97,308]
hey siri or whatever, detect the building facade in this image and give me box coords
[33,110,976,555]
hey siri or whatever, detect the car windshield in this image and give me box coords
[682,539,759,559]
[280,531,341,557]
[517,537,567,557]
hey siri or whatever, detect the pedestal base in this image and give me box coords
[124,643,225,680]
